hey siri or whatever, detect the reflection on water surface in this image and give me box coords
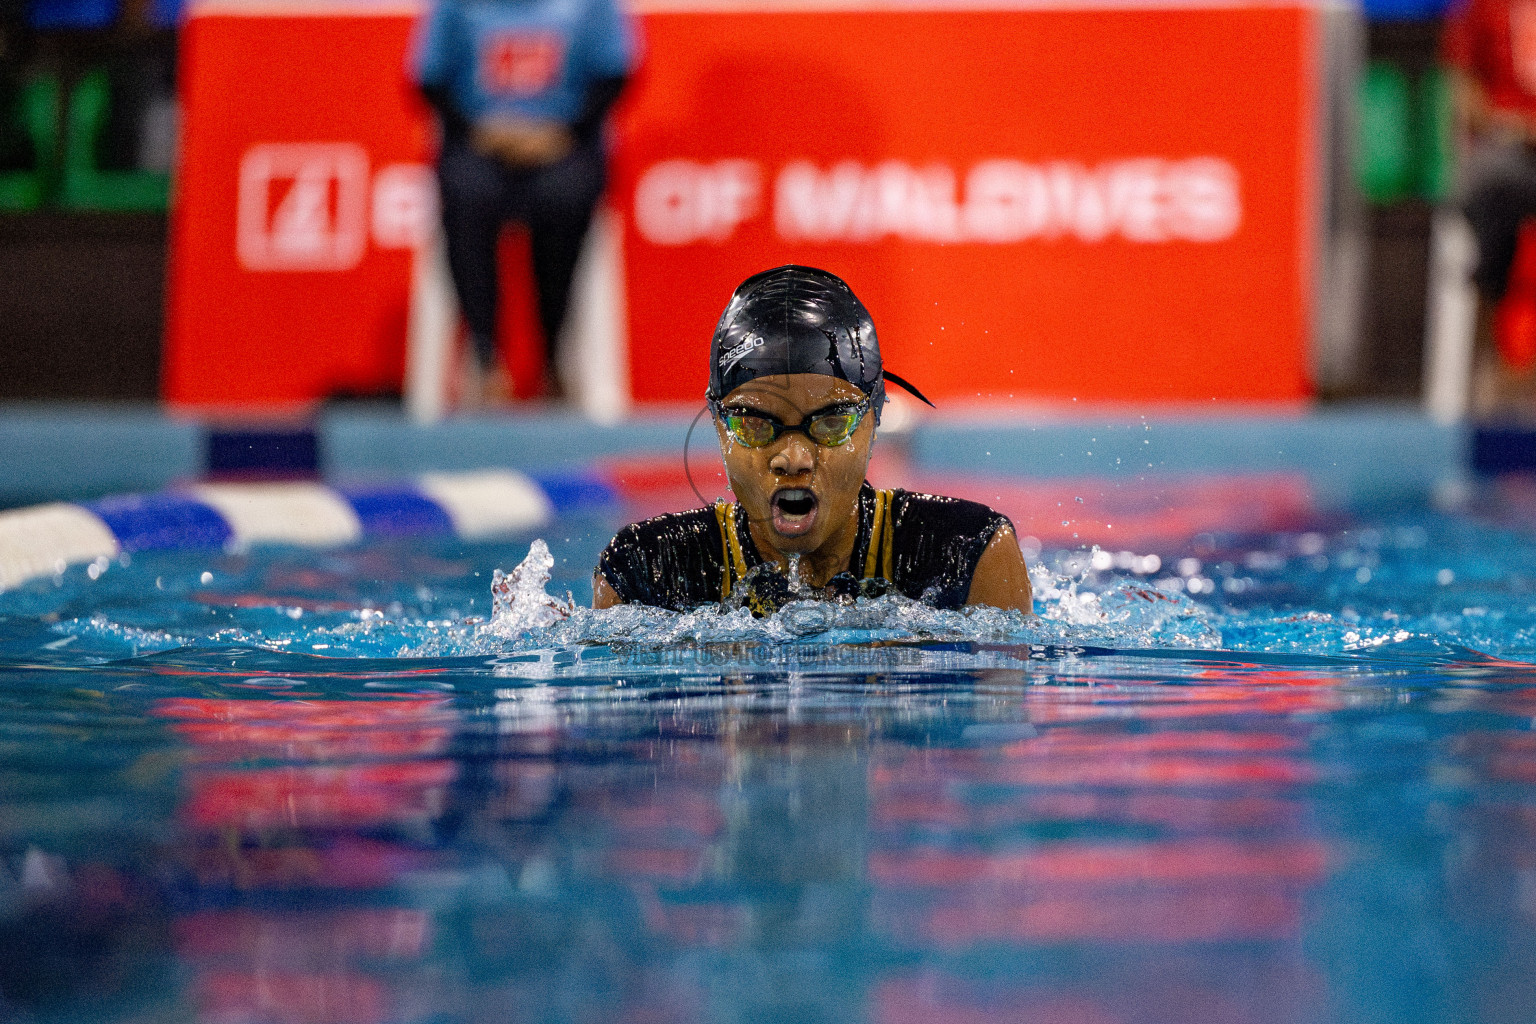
[3,499,1536,1023]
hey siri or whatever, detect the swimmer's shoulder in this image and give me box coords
[883,489,1013,607]
[597,506,727,609]
[889,489,1013,539]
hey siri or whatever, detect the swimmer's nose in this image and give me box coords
[769,433,816,476]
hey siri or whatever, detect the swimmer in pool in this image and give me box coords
[593,265,1032,615]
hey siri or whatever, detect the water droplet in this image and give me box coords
[785,554,808,597]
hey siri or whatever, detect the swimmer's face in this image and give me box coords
[715,373,875,557]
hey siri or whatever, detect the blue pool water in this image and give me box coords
[4,477,1536,1024]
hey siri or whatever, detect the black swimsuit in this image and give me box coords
[597,483,1011,611]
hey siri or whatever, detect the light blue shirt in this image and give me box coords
[413,0,637,124]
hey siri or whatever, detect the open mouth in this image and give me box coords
[770,488,819,536]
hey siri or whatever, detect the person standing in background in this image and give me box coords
[1446,0,1536,411]
[413,0,636,408]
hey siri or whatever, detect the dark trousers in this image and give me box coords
[437,136,606,369]
[1462,141,1536,303]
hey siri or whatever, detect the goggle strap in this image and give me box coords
[882,371,936,408]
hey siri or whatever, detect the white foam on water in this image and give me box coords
[394,540,1223,660]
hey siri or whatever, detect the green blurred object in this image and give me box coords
[1418,66,1455,202]
[59,70,169,212]
[1359,59,1413,204]
[0,77,61,211]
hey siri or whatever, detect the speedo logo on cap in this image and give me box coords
[719,333,765,372]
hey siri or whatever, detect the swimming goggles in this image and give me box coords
[713,397,872,449]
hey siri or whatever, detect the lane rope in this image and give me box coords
[0,469,609,591]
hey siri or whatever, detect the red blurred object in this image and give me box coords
[155,696,454,763]
[611,5,1318,406]
[905,472,1315,548]
[165,11,433,407]
[869,838,1327,945]
[153,697,457,832]
[868,839,1327,888]
[197,971,389,1024]
[182,761,456,831]
[166,4,1319,409]
[601,455,1316,549]
[875,980,1118,1024]
[1496,220,1536,373]
[177,908,429,959]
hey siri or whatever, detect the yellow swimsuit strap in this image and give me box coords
[862,488,895,581]
[714,499,749,601]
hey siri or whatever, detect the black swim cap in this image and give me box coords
[706,265,931,418]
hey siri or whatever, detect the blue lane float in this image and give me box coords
[0,469,611,591]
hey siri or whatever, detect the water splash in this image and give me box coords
[33,510,1536,667]
[436,539,1223,658]
[1032,562,1215,640]
[786,553,808,597]
[487,540,574,636]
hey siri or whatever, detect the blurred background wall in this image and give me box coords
[1355,0,1457,399]
[0,0,1465,411]
[0,0,174,400]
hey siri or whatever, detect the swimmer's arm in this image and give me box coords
[965,525,1033,614]
[593,571,623,609]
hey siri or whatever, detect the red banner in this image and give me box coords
[611,5,1318,406]
[164,9,435,407]
[165,3,1318,409]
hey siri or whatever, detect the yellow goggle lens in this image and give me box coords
[724,414,778,447]
[721,403,868,449]
[807,412,861,446]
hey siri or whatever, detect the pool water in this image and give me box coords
[4,482,1536,1024]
